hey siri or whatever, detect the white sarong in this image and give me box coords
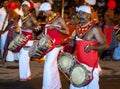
[19,41,33,79]
[42,47,62,89]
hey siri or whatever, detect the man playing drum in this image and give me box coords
[69,5,108,89]
[39,2,69,89]
[3,1,20,65]
[18,1,40,82]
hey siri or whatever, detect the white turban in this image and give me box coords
[85,0,96,6]
[22,1,30,7]
[39,2,51,11]
[76,5,91,14]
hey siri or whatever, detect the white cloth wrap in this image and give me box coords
[19,40,33,79]
[42,47,62,89]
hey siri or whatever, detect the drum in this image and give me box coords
[29,34,53,58]
[70,64,93,87]
[8,34,28,52]
[58,52,76,73]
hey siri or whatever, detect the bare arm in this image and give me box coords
[56,17,69,35]
[92,27,109,51]
[84,26,109,52]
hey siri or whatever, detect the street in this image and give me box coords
[0,60,120,89]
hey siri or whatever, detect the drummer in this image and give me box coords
[18,1,40,82]
[39,2,69,89]
[3,2,20,65]
[69,5,108,89]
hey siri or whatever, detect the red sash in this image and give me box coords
[76,40,98,68]
[47,29,61,45]
[22,31,33,40]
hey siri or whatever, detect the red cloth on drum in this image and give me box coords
[76,40,98,68]
[63,44,75,54]
[47,29,61,45]
[104,26,114,45]
[22,31,33,40]
[12,31,33,52]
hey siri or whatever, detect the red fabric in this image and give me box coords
[22,31,33,40]
[47,29,61,45]
[104,26,114,45]
[29,1,34,10]
[107,0,116,10]
[8,2,18,11]
[76,40,98,67]
[63,43,75,54]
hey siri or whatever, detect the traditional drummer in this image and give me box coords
[3,2,20,65]
[18,1,40,82]
[39,2,69,89]
[69,5,108,89]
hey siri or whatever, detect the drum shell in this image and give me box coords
[8,34,28,52]
[70,64,93,87]
[29,34,53,58]
[58,52,76,73]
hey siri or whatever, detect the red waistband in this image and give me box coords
[22,31,33,40]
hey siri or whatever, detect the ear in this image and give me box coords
[88,14,92,20]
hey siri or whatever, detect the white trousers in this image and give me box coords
[6,50,19,62]
[70,68,99,89]
[42,47,62,89]
[19,41,33,79]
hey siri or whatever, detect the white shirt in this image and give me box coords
[0,7,8,31]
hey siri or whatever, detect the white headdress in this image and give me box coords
[76,5,91,14]
[22,1,30,7]
[39,2,51,11]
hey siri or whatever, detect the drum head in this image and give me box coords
[70,65,90,87]
[58,53,75,73]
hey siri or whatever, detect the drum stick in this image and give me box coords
[115,28,120,35]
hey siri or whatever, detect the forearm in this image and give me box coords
[56,27,69,35]
[92,43,109,51]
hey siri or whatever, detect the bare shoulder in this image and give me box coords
[57,16,64,22]
[92,25,102,33]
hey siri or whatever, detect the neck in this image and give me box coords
[80,21,91,27]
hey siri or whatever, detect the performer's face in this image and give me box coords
[22,5,30,13]
[77,11,91,24]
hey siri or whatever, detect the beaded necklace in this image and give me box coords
[77,21,95,38]
[47,12,60,23]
